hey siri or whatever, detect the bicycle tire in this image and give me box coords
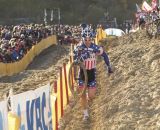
[140,22,145,30]
[68,62,88,98]
[156,20,160,35]
[146,22,156,38]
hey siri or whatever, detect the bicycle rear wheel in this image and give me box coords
[68,62,88,98]
[156,20,160,36]
[146,22,157,38]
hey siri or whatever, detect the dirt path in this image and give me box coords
[58,62,111,130]
[59,31,160,130]
[0,44,70,100]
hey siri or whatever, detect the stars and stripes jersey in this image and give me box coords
[73,42,104,70]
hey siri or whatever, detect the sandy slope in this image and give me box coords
[60,31,160,130]
[0,44,70,100]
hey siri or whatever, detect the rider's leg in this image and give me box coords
[88,87,96,101]
[78,86,89,119]
[78,87,88,109]
[79,86,96,107]
[88,69,97,101]
[79,85,96,120]
[78,68,96,120]
[81,86,96,120]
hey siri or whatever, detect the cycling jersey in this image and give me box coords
[73,42,111,88]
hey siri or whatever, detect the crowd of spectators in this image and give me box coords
[0,24,53,63]
[52,25,82,45]
[0,23,99,63]
[54,24,97,45]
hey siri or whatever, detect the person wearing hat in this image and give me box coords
[0,48,3,62]
[73,26,113,121]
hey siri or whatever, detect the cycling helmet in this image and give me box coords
[82,27,92,38]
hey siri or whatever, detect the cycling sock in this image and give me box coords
[83,109,89,117]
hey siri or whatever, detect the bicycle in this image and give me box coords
[146,12,160,38]
[68,48,88,99]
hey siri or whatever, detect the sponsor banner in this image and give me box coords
[0,100,8,130]
[11,84,52,130]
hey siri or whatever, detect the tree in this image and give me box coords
[0,0,142,24]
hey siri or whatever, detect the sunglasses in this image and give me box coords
[85,39,91,41]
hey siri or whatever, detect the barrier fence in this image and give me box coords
[0,28,106,130]
[0,55,74,130]
[0,35,57,76]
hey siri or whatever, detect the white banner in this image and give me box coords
[11,84,52,130]
[0,100,8,130]
[142,1,152,12]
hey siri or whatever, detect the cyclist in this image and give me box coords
[73,26,113,120]
[138,11,146,29]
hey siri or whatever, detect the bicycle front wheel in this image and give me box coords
[68,62,88,98]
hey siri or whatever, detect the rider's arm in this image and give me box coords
[93,44,113,73]
[73,45,89,62]
[101,51,111,67]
